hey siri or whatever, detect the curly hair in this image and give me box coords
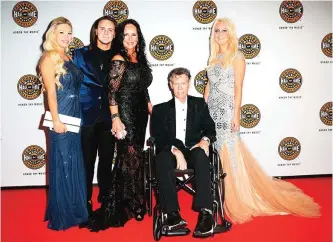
[39,17,72,89]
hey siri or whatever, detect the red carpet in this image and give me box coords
[1,177,332,242]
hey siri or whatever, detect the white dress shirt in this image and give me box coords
[175,97,188,145]
[171,97,210,155]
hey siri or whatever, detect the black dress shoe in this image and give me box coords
[87,201,93,216]
[166,211,187,231]
[193,209,215,238]
[79,201,93,229]
[134,205,146,222]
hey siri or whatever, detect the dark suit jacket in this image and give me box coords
[73,46,111,129]
[151,95,216,155]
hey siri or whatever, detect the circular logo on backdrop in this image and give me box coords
[194,70,208,94]
[17,74,42,100]
[22,145,46,169]
[279,1,303,23]
[321,33,332,58]
[240,104,261,128]
[12,1,38,28]
[279,68,302,93]
[103,1,129,24]
[192,1,217,24]
[278,137,301,160]
[238,34,261,59]
[149,35,174,61]
[320,102,332,126]
[66,37,84,57]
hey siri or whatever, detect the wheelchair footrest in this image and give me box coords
[164,228,191,236]
[213,221,232,234]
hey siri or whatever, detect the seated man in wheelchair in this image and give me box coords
[151,67,217,238]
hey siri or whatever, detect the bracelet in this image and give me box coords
[111,113,119,120]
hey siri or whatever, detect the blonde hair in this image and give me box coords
[39,17,72,89]
[208,18,238,68]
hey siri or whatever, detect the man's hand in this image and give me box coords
[191,140,209,156]
[172,148,187,170]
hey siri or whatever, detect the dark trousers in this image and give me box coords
[81,121,115,202]
[155,147,213,213]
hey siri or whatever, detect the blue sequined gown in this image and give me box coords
[44,61,88,230]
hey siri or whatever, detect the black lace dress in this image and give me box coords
[87,60,152,231]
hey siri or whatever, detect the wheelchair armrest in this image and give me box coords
[210,143,218,155]
[146,137,155,147]
[174,168,194,174]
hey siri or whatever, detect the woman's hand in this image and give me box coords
[53,120,67,133]
[232,115,240,132]
[112,117,126,139]
[148,102,153,115]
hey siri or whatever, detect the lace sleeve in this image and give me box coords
[108,60,126,106]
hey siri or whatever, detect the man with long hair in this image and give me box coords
[73,16,117,215]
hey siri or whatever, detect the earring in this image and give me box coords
[136,45,139,52]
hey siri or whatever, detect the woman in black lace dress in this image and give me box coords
[87,19,153,231]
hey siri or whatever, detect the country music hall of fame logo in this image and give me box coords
[194,70,208,94]
[279,1,303,23]
[240,104,261,129]
[17,74,42,100]
[66,37,84,58]
[22,145,46,169]
[149,35,174,61]
[279,68,302,93]
[192,0,217,24]
[12,1,38,28]
[103,1,129,24]
[278,137,301,160]
[238,34,261,59]
[320,102,332,126]
[321,33,332,58]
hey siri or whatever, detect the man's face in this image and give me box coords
[169,74,190,101]
[96,19,115,46]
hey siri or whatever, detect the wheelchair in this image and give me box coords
[143,137,232,241]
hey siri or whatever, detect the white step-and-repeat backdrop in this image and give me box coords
[1,1,332,187]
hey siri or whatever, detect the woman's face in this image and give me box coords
[96,19,115,45]
[55,24,72,49]
[213,21,229,45]
[123,23,139,51]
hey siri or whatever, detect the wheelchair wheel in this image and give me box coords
[153,214,162,241]
[143,154,148,205]
[213,200,218,223]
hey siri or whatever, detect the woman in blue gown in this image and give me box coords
[39,17,88,230]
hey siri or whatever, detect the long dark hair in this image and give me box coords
[89,16,117,50]
[111,19,150,69]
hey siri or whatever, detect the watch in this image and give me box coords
[201,136,210,145]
